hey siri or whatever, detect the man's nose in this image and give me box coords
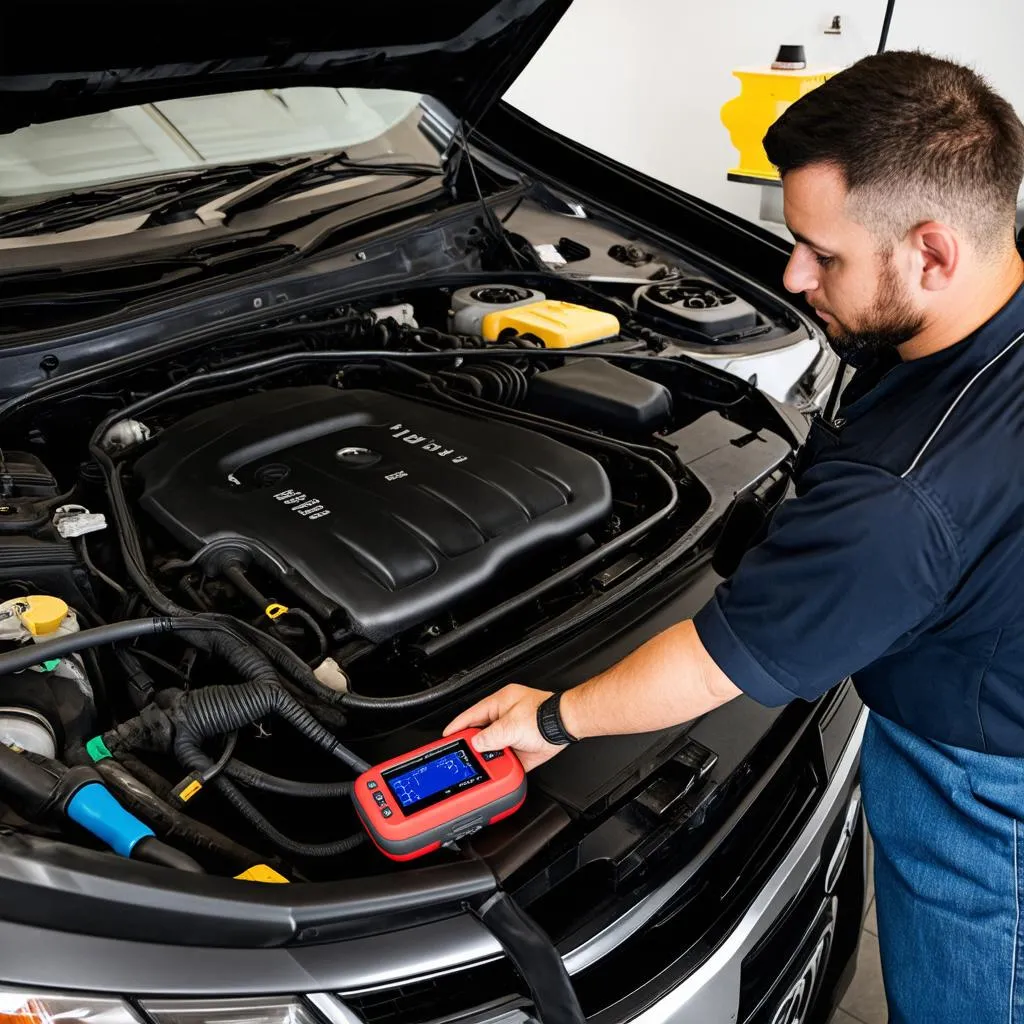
[783,248,819,295]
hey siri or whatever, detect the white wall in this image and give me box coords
[504,0,1024,230]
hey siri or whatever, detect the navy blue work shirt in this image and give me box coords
[694,282,1024,755]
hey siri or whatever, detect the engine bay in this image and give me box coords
[0,245,797,883]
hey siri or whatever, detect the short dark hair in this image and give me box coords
[763,51,1024,255]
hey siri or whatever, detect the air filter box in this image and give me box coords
[634,280,758,338]
[528,359,672,434]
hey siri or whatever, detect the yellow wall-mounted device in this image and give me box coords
[720,65,842,184]
[481,300,619,349]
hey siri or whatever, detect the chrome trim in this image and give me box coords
[305,993,363,1024]
[337,957,504,998]
[631,707,868,1024]
[825,788,862,894]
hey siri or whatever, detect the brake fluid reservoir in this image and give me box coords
[0,595,92,700]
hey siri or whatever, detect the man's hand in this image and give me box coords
[443,684,565,771]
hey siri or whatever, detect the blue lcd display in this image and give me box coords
[382,740,486,813]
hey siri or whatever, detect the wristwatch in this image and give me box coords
[536,692,579,746]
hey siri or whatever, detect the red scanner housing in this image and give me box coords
[353,728,526,861]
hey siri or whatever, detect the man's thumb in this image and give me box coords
[472,721,509,753]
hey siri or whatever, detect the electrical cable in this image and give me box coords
[224,759,352,799]
[221,563,329,660]
[201,731,237,785]
[877,0,897,53]
[76,536,127,598]
[203,772,364,858]
[128,647,192,686]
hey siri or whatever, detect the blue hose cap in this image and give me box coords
[66,782,154,857]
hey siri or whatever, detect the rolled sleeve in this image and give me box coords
[694,596,801,706]
[693,460,960,706]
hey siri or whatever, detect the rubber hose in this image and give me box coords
[132,835,205,874]
[224,618,343,706]
[180,629,279,689]
[205,772,364,858]
[224,760,353,798]
[173,682,368,773]
[0,618,175,675]
[94,758,269,869]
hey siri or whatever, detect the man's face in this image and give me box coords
[781,163,924,364]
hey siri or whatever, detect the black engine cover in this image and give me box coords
[135,387,612,641]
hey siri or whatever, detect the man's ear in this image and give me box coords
[911,221,959,291]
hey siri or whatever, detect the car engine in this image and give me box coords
[135,386,612,641]
[0,272,794,881]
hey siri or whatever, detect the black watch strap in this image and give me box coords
[537,692,578,746]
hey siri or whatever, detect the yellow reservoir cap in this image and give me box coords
[235,864,290,883]
[482,300,619,349]
[17,595,69,636]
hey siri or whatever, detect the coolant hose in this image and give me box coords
[224,759,353,799]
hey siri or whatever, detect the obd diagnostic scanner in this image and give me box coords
[354,728,526,860]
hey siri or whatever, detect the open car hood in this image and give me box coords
[0,0,571,132]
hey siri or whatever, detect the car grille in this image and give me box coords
[567,745,822,1018]
[339,959,528,1024]
[738,804,866,1024]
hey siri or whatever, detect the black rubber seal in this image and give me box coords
[475,890,584,1024]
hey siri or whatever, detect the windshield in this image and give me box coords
[0,87,435,199]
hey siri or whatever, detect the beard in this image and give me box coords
[823,259,925,367]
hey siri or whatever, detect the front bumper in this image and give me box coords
[0,707,866,1024]
[329,704,868,1024]
[622,707,867,1024]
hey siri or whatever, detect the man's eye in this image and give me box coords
[815,253,836,268]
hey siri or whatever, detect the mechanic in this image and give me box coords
[446,51,1024,1023]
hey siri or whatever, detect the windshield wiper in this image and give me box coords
[0,164,296,239]
[190,153,442,225]
[0,155,441,240]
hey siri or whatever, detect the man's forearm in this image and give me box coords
[559,620,742,739]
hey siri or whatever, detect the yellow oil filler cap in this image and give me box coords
[17,595,69,636]
[482,300,619,349]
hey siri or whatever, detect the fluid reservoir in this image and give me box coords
[482,300,620,348]
[0,596,94,754]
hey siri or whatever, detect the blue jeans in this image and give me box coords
[861,711,1024,1023]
